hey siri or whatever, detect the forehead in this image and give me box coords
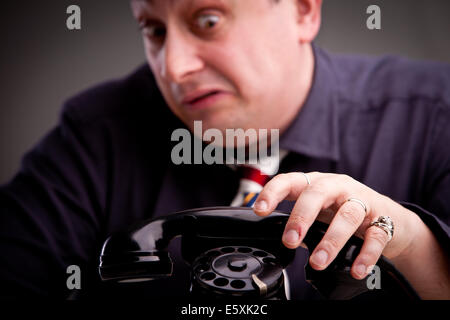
[132,0,254,26]
[131,0,234,13]
[132,0,229,8]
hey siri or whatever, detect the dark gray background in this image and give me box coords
[1,0,449,184]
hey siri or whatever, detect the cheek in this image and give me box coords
[206,47,277,126]
[208,48,265,110]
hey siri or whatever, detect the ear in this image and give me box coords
[294,0,322,43]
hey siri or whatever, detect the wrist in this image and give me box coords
[387,206,450,299]
[388,206,422,264]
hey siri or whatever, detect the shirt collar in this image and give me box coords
[279,44,340,162]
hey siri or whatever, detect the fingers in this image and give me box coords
[252,171,389,280]
[254,172,348,248]
[309,200,367,270]
[281,180,343,248]
[351,223,390,279]
[253,172,316,215]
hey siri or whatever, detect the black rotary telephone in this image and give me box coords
[98,207,419,300]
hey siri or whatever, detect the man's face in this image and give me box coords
[131,0,314,142]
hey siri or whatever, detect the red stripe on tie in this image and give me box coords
[238,166,271,186]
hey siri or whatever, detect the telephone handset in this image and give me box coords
[98,207,419,300]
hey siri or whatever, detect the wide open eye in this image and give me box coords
[195,13,221,30]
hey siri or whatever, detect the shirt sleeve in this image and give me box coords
[398,202,450,255]
[0,102,109,298]
[399,100,450,256]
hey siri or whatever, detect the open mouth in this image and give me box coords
[189,91,221,104]
[182,90,230,111]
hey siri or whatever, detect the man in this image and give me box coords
[0,0,449,299]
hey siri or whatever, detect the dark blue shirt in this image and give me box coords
[1,45,449,299]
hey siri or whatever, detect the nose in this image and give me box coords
[159,28,204,83]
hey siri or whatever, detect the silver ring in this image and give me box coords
[300,172,311,185]
[346,197,367,213]
[370,216,394,242]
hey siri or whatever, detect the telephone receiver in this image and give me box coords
[98,207,419,300]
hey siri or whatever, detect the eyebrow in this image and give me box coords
[132,0,227,5]
[131,0,154,4]
[132,0,180,7]
[132,0,229,13]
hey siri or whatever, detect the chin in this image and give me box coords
[189,114,240,131]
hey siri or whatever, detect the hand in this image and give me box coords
[253,172,417,280]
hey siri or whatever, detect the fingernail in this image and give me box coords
[311,250,328,267]
[355,264,367,277]
[283,229,299,245]
[254,200,267,212]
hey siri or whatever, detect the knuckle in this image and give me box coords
[288,214,309,229]
[275,173,290,181]
[339,173,354,183]
[304,183,327,199]
[266,174,282,187]
[265,175,288,191]
[286,172,301,185]
[367,228,388,247]
[322,235,341,251]
[358,253,377,266]
[262,181,278,195]
[264,176,287,192]
[360,245,383,264]
[286,172,300,180]
[339,207,362,228]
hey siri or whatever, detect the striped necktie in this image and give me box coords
[230,150,287,207]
